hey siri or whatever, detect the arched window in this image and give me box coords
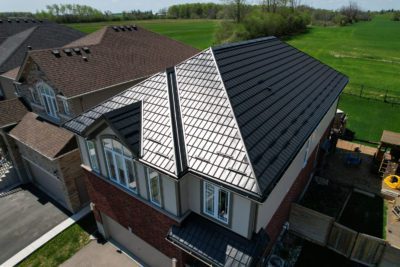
[102,138,137,192]
[36,81,58,118]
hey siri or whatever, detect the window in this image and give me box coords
[86,140,99,172]
[36,82,58,118]
[29,87,38,103]
[103,138,137,192]
[61,98,71,115]
[203,182,230,224]
[147,168,161,206]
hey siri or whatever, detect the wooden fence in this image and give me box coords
[289,203,398,267]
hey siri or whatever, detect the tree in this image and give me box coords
[225,0,247,23]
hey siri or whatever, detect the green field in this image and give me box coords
[66,19,220,49]
[66,15,400,142]
[287,15,400,142]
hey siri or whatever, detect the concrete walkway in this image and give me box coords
[61,240,141,267]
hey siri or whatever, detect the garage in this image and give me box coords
[25,158,68,209]
[102,214,171,267]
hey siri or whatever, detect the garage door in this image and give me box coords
[25,160,68,209]
[102,214,171,267]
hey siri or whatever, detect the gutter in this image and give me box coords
[165,237,213,267]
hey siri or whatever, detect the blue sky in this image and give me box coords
[1,0,399,13]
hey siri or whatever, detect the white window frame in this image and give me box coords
[86,140,100,173]
[147,168,162,207]
[36,81,58,119]
[102,138,137,193]
[203,182,230,224]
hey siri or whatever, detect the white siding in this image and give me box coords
[161,175,178,216]
[231,194,253,238]
[255,99,338,231]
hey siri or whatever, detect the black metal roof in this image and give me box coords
[64,37,348,201]
[101,101,142,158]
[212,37,348,197]
[0,21,84,73]
[167,213,269,267]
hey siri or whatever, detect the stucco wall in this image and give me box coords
[255,99,338,231]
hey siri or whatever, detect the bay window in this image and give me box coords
[86,140,99,173]
[147,168,161,206]
[103,138,137,192]
[203,182,230,224]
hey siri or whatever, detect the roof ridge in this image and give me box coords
[212,36,277,52]
[210,48,261,195]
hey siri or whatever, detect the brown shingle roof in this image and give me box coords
[9,112,74,158]
[0,98,28,127]
[25,26,199,98]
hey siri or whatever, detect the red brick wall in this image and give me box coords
[84,170,194,267]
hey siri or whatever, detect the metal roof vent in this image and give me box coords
[119,26,125,31]
[27,46,32,50]
[126,26,132,31]
[73,48,81,54]
[131,25,138,30]
[82,47,90,53]
[39,20,43,23]
[7,19,11,23]
[112,26,119,32]
[63,48,72,56]
[32,19,36,23]
[24,19,28,23]
[52,49,61,57]
[0,20,2,23]
[82,56,88,62]
[16,19,20,23]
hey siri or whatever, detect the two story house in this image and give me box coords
[4,25,198,212]
[64,37,348,266]
[0,18,84,100]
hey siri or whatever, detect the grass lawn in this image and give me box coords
[65,19,220,50]
[339,192,384,238]
[17,214,96,267]
[288,15,400,142]
[338,94,400,142]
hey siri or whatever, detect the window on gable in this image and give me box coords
[102,138,137,192]
[36,82,58,119]
[147,168,162,206]
[203,182,230,224]
[86,140,99,173]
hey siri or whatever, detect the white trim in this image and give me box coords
[165,71,179,176]
[209,49,262,195]
[86,140,100,173]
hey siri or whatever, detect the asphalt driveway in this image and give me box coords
[0,184,70,264]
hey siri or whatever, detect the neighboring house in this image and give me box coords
[0,18,85,100]
[3,25,198,213]
[64,37,348,267]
